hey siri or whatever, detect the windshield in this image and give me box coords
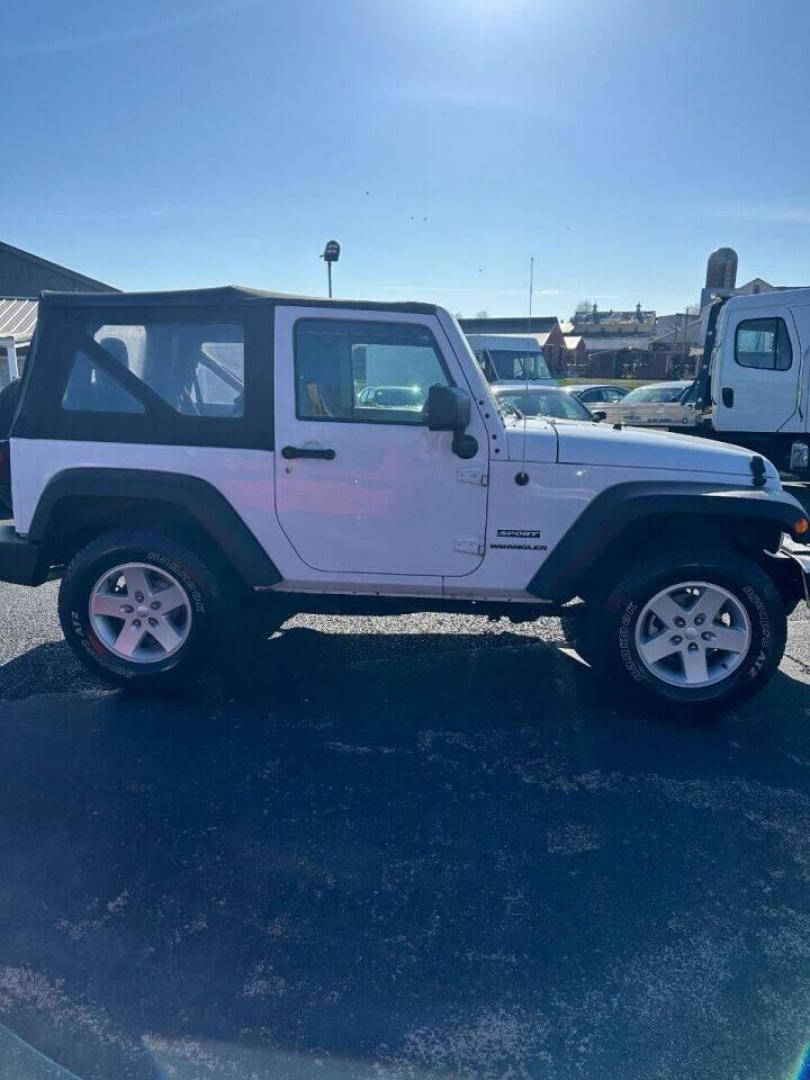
[485,349,552,381]
[622,384,688,404]
[497,390,593,420]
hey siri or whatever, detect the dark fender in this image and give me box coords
[527,481,806,602]
[29,468,282,588]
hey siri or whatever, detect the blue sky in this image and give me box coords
[4,0,810,316]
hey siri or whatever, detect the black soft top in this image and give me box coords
[38,285,439,316]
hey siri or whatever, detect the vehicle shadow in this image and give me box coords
[1,627,810,1078]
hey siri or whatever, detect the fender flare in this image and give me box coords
[29,467,282,588]
[527,481,806,602]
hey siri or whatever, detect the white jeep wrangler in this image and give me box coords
[0,286,808,711]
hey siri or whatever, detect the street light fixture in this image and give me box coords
[321,240,340,298]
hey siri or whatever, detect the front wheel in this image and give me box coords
[59,530,229,689]
[589,546,787,713]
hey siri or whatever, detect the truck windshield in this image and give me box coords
[485,349,552,381]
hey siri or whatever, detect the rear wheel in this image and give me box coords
[59,530,229,689]
[589,546,787,712]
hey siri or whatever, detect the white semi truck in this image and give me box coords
[617,288,810,479]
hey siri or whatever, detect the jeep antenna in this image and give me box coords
[515,256,533,487]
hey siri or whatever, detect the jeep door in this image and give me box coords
[273,307,489,577]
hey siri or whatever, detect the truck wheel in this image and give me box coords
[59,530,228,689]
[590,546,787,713]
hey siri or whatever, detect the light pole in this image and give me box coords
[321,240,340,298]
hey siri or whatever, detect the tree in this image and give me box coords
[575,299,593,315]
[475,309,488,319]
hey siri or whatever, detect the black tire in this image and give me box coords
[59,530,229,689]
[588,546,787,713]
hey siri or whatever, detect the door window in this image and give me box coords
[734,318,792,371]
[294,319,451,424]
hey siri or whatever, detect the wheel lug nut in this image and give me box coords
[148,617,159,627]
[671,635,682,645]
[121,604,134,613]
[134,592,144,603]
[674,617,686,628]
[150,600,161,610]
[694,614,705,626]
[701,631,714,641]
[132,618,141,628]
[687,642,699,652]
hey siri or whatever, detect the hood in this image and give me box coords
[505,418,780,480]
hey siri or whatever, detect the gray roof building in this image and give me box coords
[0,298,38,344]
[0,240,116,298]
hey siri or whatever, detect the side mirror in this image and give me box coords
[425,385,477,459]
[425,385,471,432]
[591,409,607,422]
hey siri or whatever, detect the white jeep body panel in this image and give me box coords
[10,420,784,603]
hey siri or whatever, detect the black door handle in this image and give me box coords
[722,387,734,408]
[281,445,336,460]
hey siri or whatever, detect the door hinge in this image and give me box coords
[454,536,486,556]
[457,466,488,486]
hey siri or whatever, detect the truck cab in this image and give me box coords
[701,289,810,474]
[0,285,808,713]
[465,333,556,387]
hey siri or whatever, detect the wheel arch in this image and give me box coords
[29,468,282,588]
[528,481,806,604]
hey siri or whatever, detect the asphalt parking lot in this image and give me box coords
[1,583,810,1079]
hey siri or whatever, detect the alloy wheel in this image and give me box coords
[89,562,192,664]
[634,580,751,688]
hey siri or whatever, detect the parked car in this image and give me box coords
[600,380,695,427]
[356,385,425,410]
[493,385,605,422]
[0,286,808,713]
[565,383,630,406]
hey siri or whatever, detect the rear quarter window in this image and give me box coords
[15,301,273,450]
[62,322,245,417]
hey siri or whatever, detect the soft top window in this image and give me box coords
[14,299,273,450]
[87,322,245,417]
